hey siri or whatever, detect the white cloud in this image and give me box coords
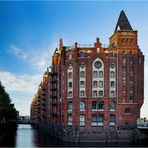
[0,71,42,94]
[10,44,28,60]
[10,44,55,71]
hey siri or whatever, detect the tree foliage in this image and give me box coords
[0,82,18,121]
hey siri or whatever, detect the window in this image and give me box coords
[122,57,126,64]
[80,62,85,68]
[80,71,85,78]
[99,71,103,78]
[99,91,103,97]
[80,90,85,97]
[79,51,85,57]
[80,81,85,88]
[80,115,85,125]
[80,101,85,111]
[68,72,72,79]
[68,65,72,70]
[129,96,134,103]
[93,90,97,97]
[110,114,116,122]
[92,115,97,123]
[94,61,102,69]
[68,102,72,111]
[68,91,72,97]
[93,81,98,88]
[68,53,72,59]
[92,115,103,123]
[122,50,126,56]
[125,108,131,113]
[129,76,134,82]
[92,101,104,110]
[110,63,115,69]
[92,101,97,110]
[110,101,116,110]
[122,67,126,73]
[68,114,72,125]
[110,71,115,78]
[129,86,134,92]
[110,91,115,97]
[122,77,126,83]
[99,81,103,88]
[129,66,134,72]
[122,39,125,45]
[129,57,134,64]
[110,81,115,88]
[68,82,72,88]
[139,58,142,64]
[93,71,97,78]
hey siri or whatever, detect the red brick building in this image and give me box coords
[31,10,144,142]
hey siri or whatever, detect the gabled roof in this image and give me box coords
[54,48,60,55]
[114,10,133,33]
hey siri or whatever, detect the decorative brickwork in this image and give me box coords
[31,10,144,142]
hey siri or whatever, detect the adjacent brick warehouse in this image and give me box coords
[30,10,144,142]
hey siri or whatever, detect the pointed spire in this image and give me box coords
[114,10,133,33]
[59,38,63,49]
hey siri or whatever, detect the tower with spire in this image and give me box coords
[30,10,144,142]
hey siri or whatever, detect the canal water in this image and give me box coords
[0,124,147,147]
[0,124,66,147]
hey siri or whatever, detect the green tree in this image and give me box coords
[0,81,17,122]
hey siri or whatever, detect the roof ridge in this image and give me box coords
[114,10,133,33]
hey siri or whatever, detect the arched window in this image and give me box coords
[79,62,86,97]
[92,58,104,98]
[67,64,73,98]
[68,53,72,59]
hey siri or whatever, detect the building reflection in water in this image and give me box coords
[0,124,148,147]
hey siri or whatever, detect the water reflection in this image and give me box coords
[16,124,36,147]
[0,124,148,147]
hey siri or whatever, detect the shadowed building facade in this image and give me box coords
[31,10,144,142]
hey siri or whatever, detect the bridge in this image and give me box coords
[136,121,148,141]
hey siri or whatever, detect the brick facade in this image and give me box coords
[30,10,144,142]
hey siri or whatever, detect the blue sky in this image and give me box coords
[0,1,148,118]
